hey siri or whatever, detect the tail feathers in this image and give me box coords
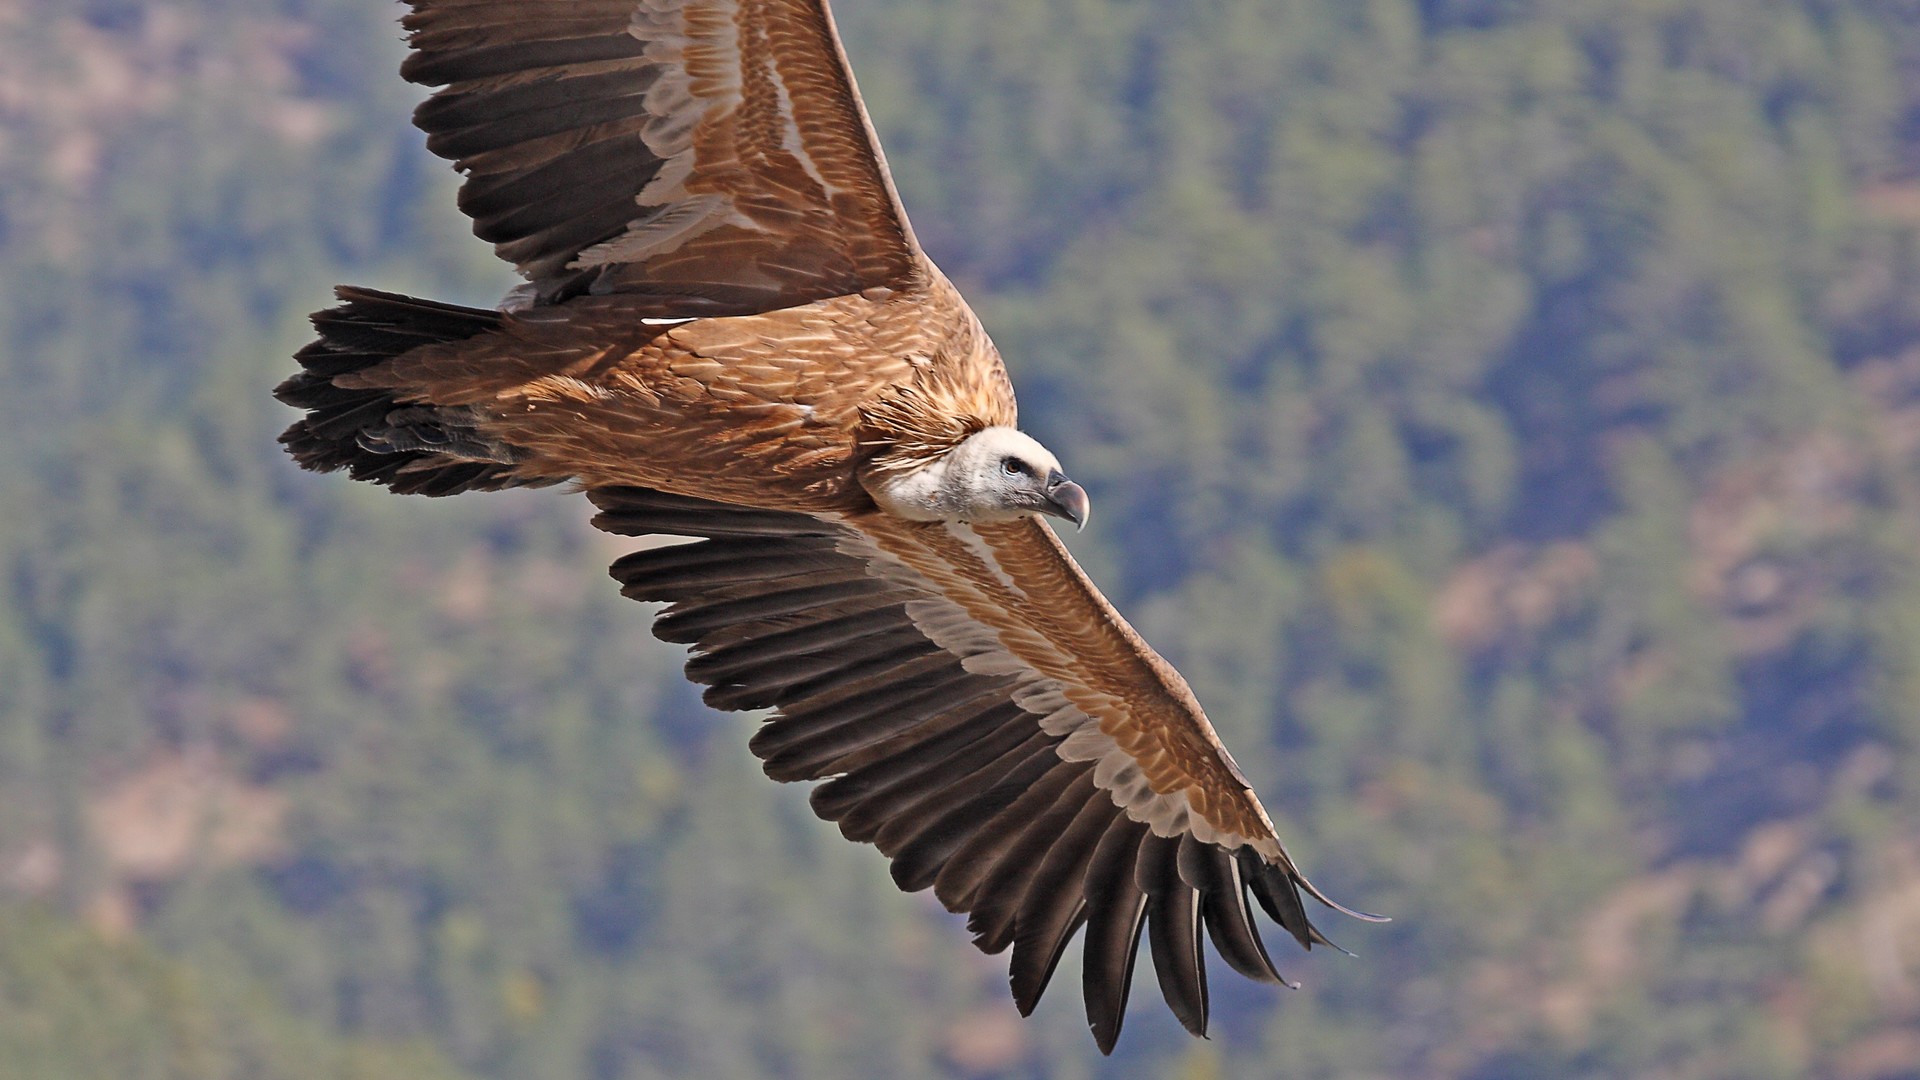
[356,405,518,463]
[276,286,556,497]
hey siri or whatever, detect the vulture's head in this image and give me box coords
[866,426,1090,528]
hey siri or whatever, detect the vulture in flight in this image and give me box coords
[277,0,1379,1052]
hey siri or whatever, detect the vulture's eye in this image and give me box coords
[1001,457,1025,477]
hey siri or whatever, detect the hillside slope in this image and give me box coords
[1,0,1918,1076]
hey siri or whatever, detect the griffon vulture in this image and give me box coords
[276,0,1379,1052]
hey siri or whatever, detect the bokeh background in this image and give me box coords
[3,0,1920,1076]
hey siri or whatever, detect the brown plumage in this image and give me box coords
[275,0,1379,1053]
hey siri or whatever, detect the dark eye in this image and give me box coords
[1000,456,1025,477]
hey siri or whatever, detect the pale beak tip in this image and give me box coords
[1047,478,1089,530]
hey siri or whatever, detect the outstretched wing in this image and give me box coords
[402,0,922,311]
[590,487,1379,1053]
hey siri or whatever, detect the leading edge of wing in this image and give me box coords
[400,0,923,311]
[588,486,1371,1053]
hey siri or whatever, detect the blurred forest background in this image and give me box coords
[3,0,1920,1076]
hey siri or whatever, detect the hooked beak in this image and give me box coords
[1041,469,1090,530]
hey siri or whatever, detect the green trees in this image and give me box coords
[2,0,1919,1075]
[0,907,468,1080]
